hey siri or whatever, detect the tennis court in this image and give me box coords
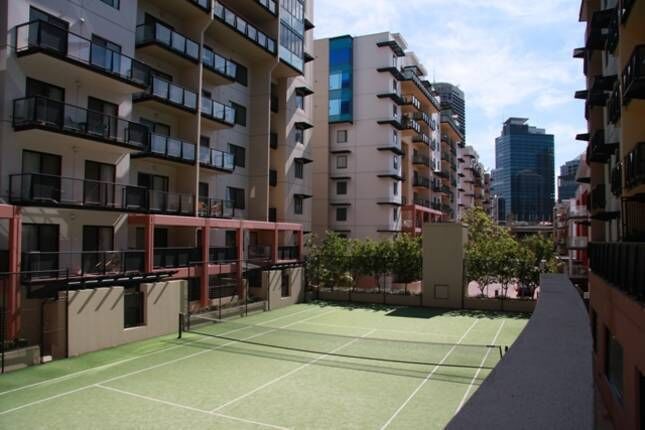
[0,302,528,429]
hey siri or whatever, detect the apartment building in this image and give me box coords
[434,82,466,143]
[0,0,314,354]
[575,1,644,428]
[438,110,462,221]
[311,32,444,240]
[456,144,486,220]
[558,156,582,201]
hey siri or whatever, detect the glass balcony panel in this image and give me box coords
[151,134,166,154]
[171,32,186,55]
[183,141,196,161]
[167,138,182,158]
[156,23,172,46]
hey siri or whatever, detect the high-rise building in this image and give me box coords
[434,83,466,142]
[0,0,314,348]
[456,145,486,220]
[492,118,555,223]
[311,32,451,240]
[575,1,645,428]
[558,157,582,202]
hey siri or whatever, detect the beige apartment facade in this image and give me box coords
[312,32,445,240]
[0,0,314,357]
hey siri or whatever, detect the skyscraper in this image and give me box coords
[558,156,582,202]
[434,83,466,141]
[492,118,555,223]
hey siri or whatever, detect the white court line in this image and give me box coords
[0,309,338,416]
[296,321,460,340]
[0,306,317,397]
[454,320,506,413]
[96,384,289,430]
[211,328,377,413]
[379,319,480,430]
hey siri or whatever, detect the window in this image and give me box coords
[30,7,68,30]
[393,130,398,145]
[269,169,277,187]
[124,285,144,328]
[336,155,348,169]
[248,269,262,289]
[138,173,168,192]
[393,208,399,221]
[393,155,399,170]
[336,207,347,222]
[140,118,170,136]
[21,223,59,275]
[82,226,114,274]
[392,79,398,92]
[294,196,303,215]
[22,150,62,202]
[98,0,120,9]
[295,128,304,144]
[392,104,398,118]
[337,130,348,143]
[228,144,246,168]
[336,181,347,195]
[393,182,398,196]
[605,329,623,401]
[295,94,304,110]
[230,102,247,126]
[295,160,304,179]
[26,77,64,101]
[281,270,290,297]
[87,97,118,138]
[227,187,245,210]
[84,160,115,206]
[235,64,248,86]
[91,35,121,70]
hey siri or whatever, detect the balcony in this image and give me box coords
[154,247,200,269]
[611,163,623,196]
[134,77,198,116]
[21,250,145,282]
[377,92,405,105]
[199,198,235,219]
[248,245,273,261]
[202,46,238,85]
[413,174,430,189]
[148,190,194,216]
[620,0,635,23]
[15,20,150,93]
[142,0,212,20]
[201,96,236,128]
[401,68,440,109]
[622,45,645,102]
[586,8,613,50]
[278,246,300,261]
[136,21,200,66]
[402,95,421,111]
[210,1,277,61]
[377,114,403,130]
[402,116,422,133]
[589,242,645,302]
[625,142,645,190]
[623,199,645,241]
[413,152,431,167]
[414,198,431,208]
[209,246,237,263]
[607,86,621,124]
[413,133,430,146]
[13,96,147,150]
[586,130,617,164]
[413,111,431,126]
[134,133,195,166]
[200,146,235,172]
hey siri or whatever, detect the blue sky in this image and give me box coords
[314,0,588,174]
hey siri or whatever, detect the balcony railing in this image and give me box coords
[149,190,194,216]
[607,86,621,124]
[201,96,236,125]
[135,76,198,111]
[16,20,151,88]
[154,247,200,269]
[13,96,147,149]
[622,45,645,102]
[209,246,237,263]
[21,250,145,281]
[623,199,645,241]
[148,133,196,163]
[413,174,430,188]
[589,242,645,301]
[202,46,237,80]
[198,198,234,218]
[414,198,431,208]
[278,246,299,260]
[136,22,200,63]
[625,142,645,189]
[413,111,431,126]
[190,0,212,13]
[402,117,422,133]
[248,245,273,261]
[257,0,278,14]
[402,95,421,110]
[413,133,430,145]
[200,146,235,171]
[413,152,430,166]
[213,1,277,54]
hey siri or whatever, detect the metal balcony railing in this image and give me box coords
[149,133,196,163]
[209,247,237,263]
[213,1,277,54]
[189,0,212,12]
[622,45,645,102]
[13,96,147,149]
[413,174,430,188]
[15,20,150,88]
[413,152,430,166]
[257,0,278,14]
[402,95,421,110]
[199,146,235,171]
[624,142,645,189]
[278,246,299,260]
[248,245,273,261]
[136,76,198,111]
[148,190,194,216]
[591,184,606,210]
[589,242,645,301]
[21,250,145,281]
[154,247,200,269]
[198,198,234,218]
[136,22,200,62]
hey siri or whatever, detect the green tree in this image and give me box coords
[362,239,395,291]
[392,235,422,284]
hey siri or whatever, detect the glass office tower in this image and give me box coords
[492,118,555,223]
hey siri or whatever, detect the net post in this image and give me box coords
[178,313,183,339]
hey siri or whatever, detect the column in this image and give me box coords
[7,210,22,340]
[143,217,154,273]
[200,226,210,308]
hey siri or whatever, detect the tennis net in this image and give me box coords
[183,313,504,370]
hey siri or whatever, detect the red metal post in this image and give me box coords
[273,228,279,263]
[7,209,21,340]
[144,216,154,273]
[200,226,210,308]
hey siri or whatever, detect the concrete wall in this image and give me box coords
[65,280,185,357]
[422,223,466,308]
[265,267,304,310]
[463,297,536,313]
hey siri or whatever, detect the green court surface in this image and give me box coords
[0,302,528,429]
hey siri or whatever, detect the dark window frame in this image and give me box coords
[227,186,245,210]
[228,143,246,168]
